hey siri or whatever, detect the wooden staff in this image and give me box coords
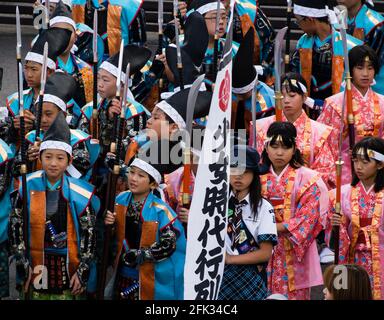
[213,0,221,81]
[91,9,99,139]
[173,0,184,90]
[284,0,292,72]
[111,40,125,154]
[97,63,130,300]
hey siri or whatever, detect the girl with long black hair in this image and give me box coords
[260,121,329,300]
[218,145,277,300]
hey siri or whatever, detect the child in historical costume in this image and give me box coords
[9,112,100,300]
[1,27,71,146]
[49,1,94,126]
[103,153,186,300]
[218,145,277,300]
[71,0,147,55]
[260,121,329,300]
[318,45,384,185]
[79,44,151,157]
[291,0,362,113]
[251,73,336,188]
[123,87,212,168]
[340,0,384,94]
[24,72,100,182]
[326,137,384,300]
[0,139,15,299]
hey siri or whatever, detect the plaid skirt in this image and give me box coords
[218,264,268,300]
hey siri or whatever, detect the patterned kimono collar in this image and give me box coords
[352,84,373,102]
[270,164,291,181]
[358,180,375,195]
[284,111,312,163]
[283,110,308,126]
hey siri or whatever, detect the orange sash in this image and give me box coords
[261,168,297,292]
[349,187,383,300]
[29,191,80,283]
[72,5,85,24]
[107,5,122,56]
[353,28,365,41]
[299,49,344,95]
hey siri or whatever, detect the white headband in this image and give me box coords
[156,100,186,130]
[197,2,225,15]
[357,148,384,162]
[293,4,328,17]
[36,93,67,112]
[99,61,128,84]
[25,52,56,70]
[40,140,72,155]
[50,16,76,31]
[130,158,162,184]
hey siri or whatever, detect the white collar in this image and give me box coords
[360,182,375,195]
[270,164,290,180]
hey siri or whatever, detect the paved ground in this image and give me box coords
[0,25,324,301]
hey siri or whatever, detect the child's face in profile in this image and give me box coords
[146,106,176,140]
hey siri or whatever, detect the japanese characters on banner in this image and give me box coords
[184,0,235,300]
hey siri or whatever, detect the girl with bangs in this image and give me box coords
[260,121,329,300]
[327,137,384,300]
[252,73,336,189]
[318,45,384,186]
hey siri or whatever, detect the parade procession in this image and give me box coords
[2,0,384,302]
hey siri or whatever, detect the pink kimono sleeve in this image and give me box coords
[311,136,337,189]
[284,182,324,262]
[317,101,342,156]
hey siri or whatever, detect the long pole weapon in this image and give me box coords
[213,0,221,81]
[97,63,130,299]
[251,72,259,149]
[158,0,165,101]
[182,74,205,209]
[16,7,22,109]
[173,0,184,90]
[91,9,99,139]
[274,27,288,122]
[111,40,124,154]
[18,62,30,298]
[32,42,48,172]
[284,0,292,72]
[333,6,353,265]
[338,6,355,166]
[45,0,50,28]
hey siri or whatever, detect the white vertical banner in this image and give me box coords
[183,0,235,298]
[183,61,232,300]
